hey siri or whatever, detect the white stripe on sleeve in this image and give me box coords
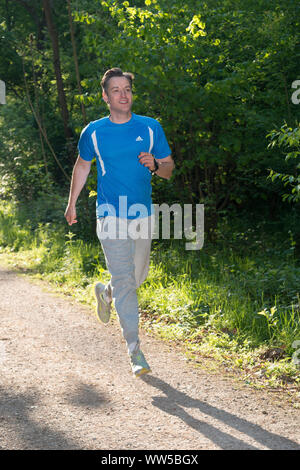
[148,126,154,153]
[91,130,106,176]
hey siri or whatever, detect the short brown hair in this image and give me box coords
[101,67,134,93]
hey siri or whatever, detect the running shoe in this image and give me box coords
[130,348,151,377]
[94,282,111,324]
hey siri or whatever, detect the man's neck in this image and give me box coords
[109,111,132,124]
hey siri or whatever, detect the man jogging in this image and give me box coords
[64,68,174,377]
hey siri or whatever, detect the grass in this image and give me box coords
[0,198,299,393]
[138,234,300,391]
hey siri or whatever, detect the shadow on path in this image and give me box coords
[142,375,300,450]
[67,383,108,409]
[0,386,79,450]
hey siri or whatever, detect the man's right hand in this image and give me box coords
[64,204,77,226]
[64,155,92,226]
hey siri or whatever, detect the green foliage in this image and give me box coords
[0,99,53,200]
[1,0,300,225]
[268,123,300,203]
[70,0,300,226]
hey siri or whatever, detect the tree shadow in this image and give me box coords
[0,386,80,450]
[141,375,300,450]
[67,383,108,409]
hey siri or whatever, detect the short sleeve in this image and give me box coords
[152,121,171,160]
[77,124,95,161]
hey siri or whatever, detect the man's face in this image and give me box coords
[103,76,133,115]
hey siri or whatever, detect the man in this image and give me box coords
[64,68,174,377]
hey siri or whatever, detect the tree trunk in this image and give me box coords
[29,35,48,176]
[42,0,74,149]
[67,0,87,126]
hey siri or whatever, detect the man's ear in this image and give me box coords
[102,91,109,104]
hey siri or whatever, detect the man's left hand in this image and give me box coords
[138,152,157,172]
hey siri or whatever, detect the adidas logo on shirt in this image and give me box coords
[136,136,143,141]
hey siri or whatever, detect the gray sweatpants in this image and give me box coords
[96,216,154,354]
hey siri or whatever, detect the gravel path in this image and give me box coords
[0,265,299,450]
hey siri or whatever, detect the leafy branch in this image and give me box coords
[267,123,300,203]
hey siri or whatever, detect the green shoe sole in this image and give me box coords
[94,282,111,324]
[134,367,151,378]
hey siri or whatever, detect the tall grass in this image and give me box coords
[138,236,300,354]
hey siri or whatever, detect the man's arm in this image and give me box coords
[154,155,175,180]
[64,155,92,225]
[138,153,175,180]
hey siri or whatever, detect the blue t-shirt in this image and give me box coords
[78,113,171,219]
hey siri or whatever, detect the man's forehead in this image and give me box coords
[107,76,131,89]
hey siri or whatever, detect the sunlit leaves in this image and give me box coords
[186,14,206,39]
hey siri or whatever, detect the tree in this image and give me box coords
[67,0,87,126]
[42,0,73,147]
[1,0,299,232]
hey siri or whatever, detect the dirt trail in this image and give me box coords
[0,266,299,450]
